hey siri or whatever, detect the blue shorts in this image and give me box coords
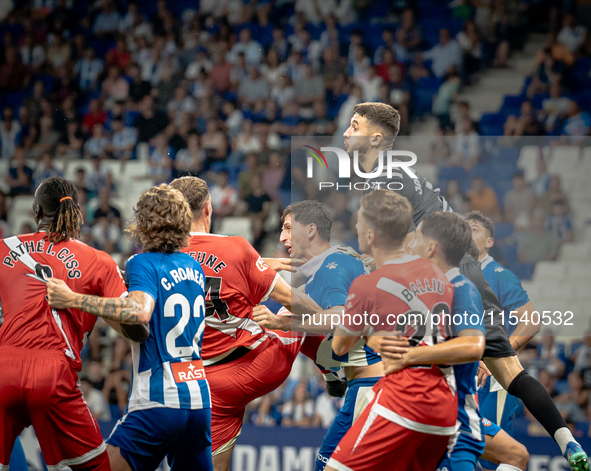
[479,377,518,469]
[314,377,380,471]
[437,430,485,471]
[107,407,212,471]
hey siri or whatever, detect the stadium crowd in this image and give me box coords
[0,0,589,432]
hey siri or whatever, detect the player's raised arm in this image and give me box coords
[47,278,155,325]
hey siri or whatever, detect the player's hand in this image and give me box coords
[252,305,289,331]
[262,258,305,272]
[364,330,409,360]
[382,356,408,375]
[477,361,491,388]
[46,278,76,309]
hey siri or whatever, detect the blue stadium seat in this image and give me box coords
[502,95,526,110]
[437,166,466,184]
[531,93,549,110]
[479,113,505,136]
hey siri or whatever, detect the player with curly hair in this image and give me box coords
[46,183,213,471]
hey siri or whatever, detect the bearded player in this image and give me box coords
[169,176,323,471]
[342,102,588,471]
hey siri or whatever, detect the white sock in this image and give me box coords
[497,464,524,471]
[554,427,578,455]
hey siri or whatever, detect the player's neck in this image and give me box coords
[478,251,488,261]
[433,257,454,274]
[191,220,210,234]
[372,246,407,269]
[303,241,332,261]
[36,220,51,232]
[361,148,381,173]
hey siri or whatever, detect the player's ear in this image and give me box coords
[486,237,494,250]
[34,203,42,223]
[308,223,317,239]
[371,132,382,148]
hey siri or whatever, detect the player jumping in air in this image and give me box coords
[169,176,324,471]
[0,176,143,471]
[47,184,213,471]
[252,201,382,471]
[343,102,588,471]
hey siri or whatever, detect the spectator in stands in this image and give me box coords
[545,199,574,244]
[517,208,558,263]
[539,369,560,399]
[94,1,121,38]
[539,175,570,214]
[555,372,588,422]
[85,156,113,198]
[397,8,422,56]
[537,330,566,379]
[228,28,263,65]
[271,74,295,108]
[210,170,237,222]
[175,131,204,177]
[56,120,84,159]
[467,176,501,221]
[452,118,480,170]
[83,99,107,134]
[101,65,129,108]
[19,33,45,72]
[80,377,111,421]
[540,81,570,134]
[75,48,104,92]
[573,332,591,374]
[0,46,30,92]
[294,63,326,109]
[238,153,259,199]
[281,381,320,428]
[239,65,270,107]
[6,146,33,197]
[557,13,587,53]
[240,172,271,251]
[127,62,152,104]
[84,123,110,160]
[423,29,462,79]
[504,172,536,229]
[261,48,287,89]
[134,95,169,142]
[456,19,483,84]
[430,129,452,165]
[357,65,383,102]
[33,152,62,188]
[147,133,173,183]
[315,386,342,429]
[408,52,431,83]
[185,48,212,80]
[262,153,285,203]
[531,155,551,197]
[0,191,9,238]
[109,115,137,161]
[201,120,227,163]
[561,101,591,141]
[504,101,545,137]
[348,45,370,83]
[432,69,461,131]
[93,188,122,227]
[0,106,21,160]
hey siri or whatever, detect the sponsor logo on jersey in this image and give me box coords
[327,262,338,269]
[256,256,269,272]
[171,360,206,383]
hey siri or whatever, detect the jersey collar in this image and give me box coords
[480,254,494,269]
[445,267,461,281]
[382,254,420,265]
[299,245,342,278]
[189,232,227,237]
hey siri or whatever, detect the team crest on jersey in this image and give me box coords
[326,262,338,269]
[482,418,492,426]
[256,257,269,272]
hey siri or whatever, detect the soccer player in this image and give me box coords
[46,184,213,471]
[325,190,464,471]
[0,176,130,471]
[467,210,548,469]
[169,176,322,471]
[343,102,588,471]
[252,201,382,471]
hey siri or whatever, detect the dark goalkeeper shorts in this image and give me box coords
[482,310,516,358]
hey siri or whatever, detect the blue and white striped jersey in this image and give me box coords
[125,252,211,413]
[446,267,485,441]
[299,245,381,368]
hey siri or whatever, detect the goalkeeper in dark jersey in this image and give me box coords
[340,102,588,471]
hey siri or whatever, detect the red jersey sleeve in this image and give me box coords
[236,238,279,305]
[95,251,128,298]
[339,276,371,335]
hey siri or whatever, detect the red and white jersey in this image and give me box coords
[340,254,457,434]
[183,232,280,364]
[0,232,127,371]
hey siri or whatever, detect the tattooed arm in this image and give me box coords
[46,278,155,325]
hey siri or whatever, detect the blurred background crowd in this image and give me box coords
[0,0,590,434]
